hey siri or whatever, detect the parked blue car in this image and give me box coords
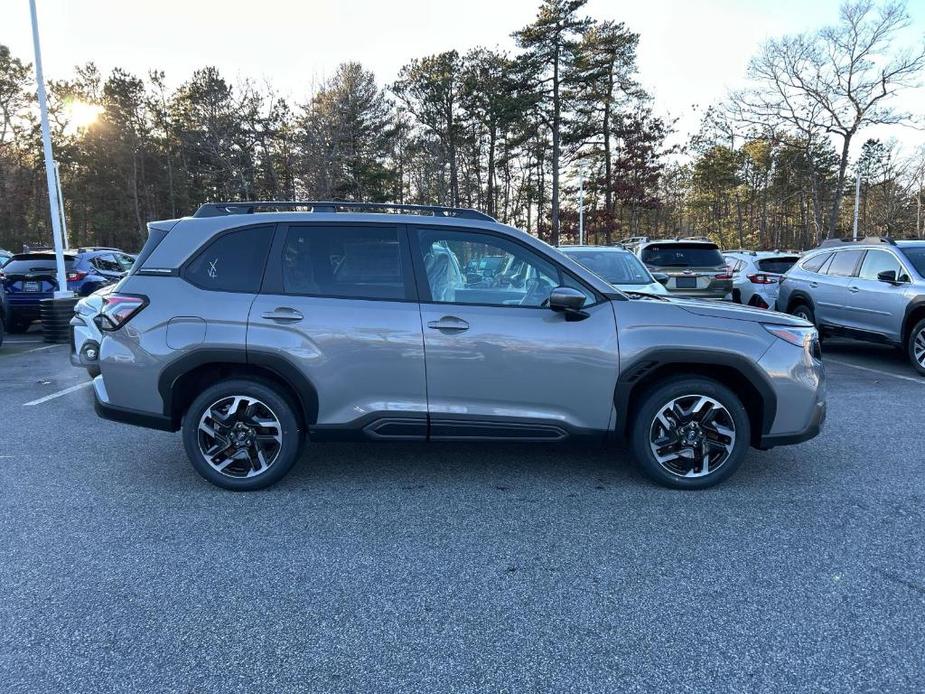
[1,248,135,333]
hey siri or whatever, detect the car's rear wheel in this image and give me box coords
[182,379,303,490]
[907,319,925,376]
[630,378,751,490]
[790,303,815,325]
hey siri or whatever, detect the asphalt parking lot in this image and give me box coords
[1,331,924,693]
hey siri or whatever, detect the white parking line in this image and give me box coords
[23,381,92,406]
[19,344,63,355]
[825,358,925,386]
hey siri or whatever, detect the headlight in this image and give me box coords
[763,324,818,350]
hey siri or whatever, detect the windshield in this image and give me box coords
[902,247,925,277]
[563,249,653,284]
[641,243,724,268]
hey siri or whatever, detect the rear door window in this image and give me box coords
[280,225,410,300]
[825,250,863,277]
[91,254,122,273]
[185,225,274,292]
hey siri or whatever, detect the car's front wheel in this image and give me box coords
[630,377,751,489]
[907,318,925,376]
[182,379,303,490]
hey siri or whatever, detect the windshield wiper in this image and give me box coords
[622,290,670,301]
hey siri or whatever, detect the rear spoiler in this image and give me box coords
[130,219,179,275]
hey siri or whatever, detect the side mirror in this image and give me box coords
[653,272,670,286]
[548,286,588,320]
[877,270,900,284]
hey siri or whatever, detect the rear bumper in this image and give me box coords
[69,316,101,368]
[92,375,177,432]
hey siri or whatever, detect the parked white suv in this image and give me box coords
[724,251,800,309]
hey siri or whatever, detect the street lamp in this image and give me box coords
[29,0,75,342]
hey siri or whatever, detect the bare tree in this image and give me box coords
[732,0,925,238]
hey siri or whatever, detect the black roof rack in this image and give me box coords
[192,200,496,222]
[818,236,896,247]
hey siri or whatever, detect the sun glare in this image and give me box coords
[64,101,104,133]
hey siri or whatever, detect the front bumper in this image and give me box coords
[755,338,826,449]
[758,400,826,448]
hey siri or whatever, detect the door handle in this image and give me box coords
[427,316,469,332]
[261,307,303,322]
[810,281,819,288]
[849,286,860,293]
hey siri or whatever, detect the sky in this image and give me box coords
[2,0,924,154]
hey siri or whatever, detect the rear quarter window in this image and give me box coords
[184,226,274,292]
[799,252,831,273]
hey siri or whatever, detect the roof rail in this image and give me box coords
[680,235,714,243]
[818,235,896,248]
[617,236,649,245]
[192,200,496,222]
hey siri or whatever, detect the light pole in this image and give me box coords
[578,172,585,246]
[29,0,71,297]
[54,161,69,249]
[852,169,862,242]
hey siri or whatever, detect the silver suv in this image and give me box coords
[777,237,925,374]
[90,202,825,490]
[624,237,732,300]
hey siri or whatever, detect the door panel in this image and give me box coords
[418,301,620,433]
[410,227,619,435]
[249,222,426,431]
[248,296,427,426]
[815,250,863,326]
[844,250,909,337]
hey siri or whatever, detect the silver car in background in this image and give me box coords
[625,237,732,300]
[777,237,925,374]
[724,251,800,309]
[69,284,114,377]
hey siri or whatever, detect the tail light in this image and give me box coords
[747,273,778,284]
[714,272,733,280]
[67,270,88,282]
[98,293,147,331]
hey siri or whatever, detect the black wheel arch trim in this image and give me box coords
[614,347,778,440]
[902,296,925,342]
[785,290,815,314]
[156,347,319,428]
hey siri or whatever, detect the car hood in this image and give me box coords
[674,298,811,327]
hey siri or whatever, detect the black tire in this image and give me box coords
[0,314,4,348]
[182,378,303,491]
[907,318,925,376]
[86,364,101,378]
[790,302,815,325]
[6,316,31,334]
[731,289,742,304]
[630,377,751,490]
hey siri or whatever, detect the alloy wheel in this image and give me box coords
[197,395,283,478]
[649,394,737,478]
